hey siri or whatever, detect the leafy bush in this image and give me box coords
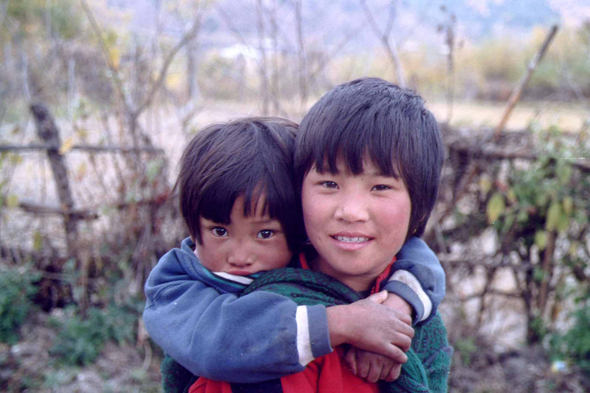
[0,266,40,344]
[550,300,590,375]
[454,336,477,366]
[50,304,138,366]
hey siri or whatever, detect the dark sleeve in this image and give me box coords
[383,237,445,324]
[143,247,331,383]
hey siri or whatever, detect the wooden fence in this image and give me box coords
[1,102,167,260]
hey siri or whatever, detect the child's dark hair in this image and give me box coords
[177,117,304,252]
[295,77,444,239]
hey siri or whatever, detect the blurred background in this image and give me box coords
[0,0,589,391]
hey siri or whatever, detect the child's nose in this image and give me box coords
[227,247,254,267]
[334,194,369,222]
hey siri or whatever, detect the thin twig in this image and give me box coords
[79,0,130,114]
[462,289,521,302]
[135,10,203,116]
[0,144,164,154]
[360,0,406,87]
[448,142,590,173]
[537,230,556,314]
[494,24,559,140]
[0,0,12,32]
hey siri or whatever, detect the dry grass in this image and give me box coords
[427,100,589,132]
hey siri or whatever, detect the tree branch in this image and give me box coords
[360,0,405,87]
[494,24,559,140]
[79,0,130,113]
[0,143,164,154]
[135,10,203,116]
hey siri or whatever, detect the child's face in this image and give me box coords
[194,195,293,275]
[301,157,411,292]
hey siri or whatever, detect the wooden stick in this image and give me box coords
[0,144,164,154]
[448,142,590,172]
[494,25,559,140]
[15,197,168,218]
[18,201,99,220]
[30,102,78,258]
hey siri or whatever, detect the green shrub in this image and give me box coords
[50,304,138,366]
[0,266,40,344]
[454,336,477,366]
[550,301,590,375]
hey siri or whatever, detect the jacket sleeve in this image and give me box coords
[142,247,331,383]
[384,237,445,325]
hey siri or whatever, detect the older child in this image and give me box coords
[293,77,452,390]
[143,116,445,388]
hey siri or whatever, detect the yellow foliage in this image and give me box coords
[59,136,75,155]
[563,197,574,216]
[535,230,548,251]
[109,47,121,69]
[546,201,562,232]
[33,231,43,252]
[6,194,19,208]
[76,163,88,181]
[486,192,505,224]
[479,175,492,195]
[166,73,183,91]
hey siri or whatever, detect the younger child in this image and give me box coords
[143,116,445,388]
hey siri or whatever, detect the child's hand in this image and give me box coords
[345,347,402,382]
[327,291,414,364]
[382,293,413,322]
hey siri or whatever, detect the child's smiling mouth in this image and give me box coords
[330,233,373,251]
[333,235,371,243]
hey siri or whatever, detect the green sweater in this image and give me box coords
[162,267,453,392]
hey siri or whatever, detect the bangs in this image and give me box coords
[309,101,408,179]
[198,157,291,225]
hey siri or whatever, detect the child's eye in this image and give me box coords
[320,181,338,189]
[371,184,392,191]
[211,227,228,237]
[257,229,275,239]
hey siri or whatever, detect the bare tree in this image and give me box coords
[269,0,280,114]
[256,0,270,115]
[360,0,406,87]
[294,0,308,110]
[186,34,199,102]
[80,0,203,147]
[439,6,457,126]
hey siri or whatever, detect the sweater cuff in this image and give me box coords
[295,305,331,366]
[388,270,433,323]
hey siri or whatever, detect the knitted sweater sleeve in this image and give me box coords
[381,313,454,393]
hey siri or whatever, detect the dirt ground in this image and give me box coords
[1,309,588,392]
[0,311,162,392]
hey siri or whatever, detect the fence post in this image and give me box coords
[30,102,78,259]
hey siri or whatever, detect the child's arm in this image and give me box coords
[143,244,324,382]
[384,236,445,324]
[345,237,445,382]
[143,241,413,383]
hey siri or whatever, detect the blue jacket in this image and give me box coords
[143,237,444,383]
